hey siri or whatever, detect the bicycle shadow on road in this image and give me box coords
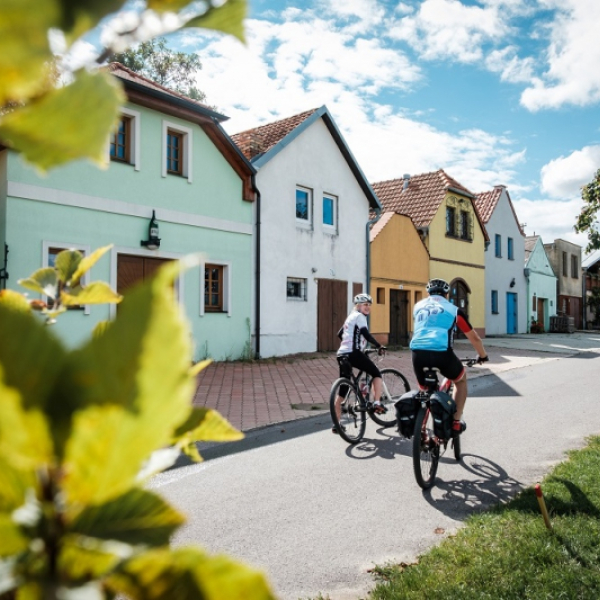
[421,453,524,520]
[344,427,413,461]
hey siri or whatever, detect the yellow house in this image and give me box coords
[372,170,488,337]
[369,212,429,346]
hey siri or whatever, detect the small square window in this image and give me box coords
[491,290,499,314]
[377,288,385,304]
[495,234,502,258]
[508,237,514,260]
[446,206,456,236]
[323,194,337,231]
[287,277,307,301]
[205,264,224,312]
[110,116,131,163]
[571,254,579,278]
[296,187,312,223]
[459,211,470,240]
[162,121,192,182]
[167,130,183,175]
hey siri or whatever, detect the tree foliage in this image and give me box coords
[112,37,206,101]
[0,0,247,172]
[0,251,273,599]
[575,168,600,253]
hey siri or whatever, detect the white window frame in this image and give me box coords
[108,107,141,170]
[322,193,338,234]
[200,260,231,317]
[295,185,312,228]
[286,277,307,301]
[42,241,92,315]
[162,120,193,183]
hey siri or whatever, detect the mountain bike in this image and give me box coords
[329,349,410,444]
[411,358,477,489]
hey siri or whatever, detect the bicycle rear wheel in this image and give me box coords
[329,377,366,444]
[412,405,440,489]
[369,368,410,427]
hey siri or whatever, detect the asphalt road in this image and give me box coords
[150,348,600,600]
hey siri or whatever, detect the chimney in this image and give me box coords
[402,173,410,190]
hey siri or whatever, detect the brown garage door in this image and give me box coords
[317,278,348,352]
[117,254,173,295]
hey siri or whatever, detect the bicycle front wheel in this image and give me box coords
[412,405,440,489]
[369,368,410,427]
[329,377,366,444]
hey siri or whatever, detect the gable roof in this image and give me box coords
[583,249,600,270]
[108,63,256,201]
[525,235,542,264]
[473,185,525,237]
[371,169,488,240]
[231,106,381,210]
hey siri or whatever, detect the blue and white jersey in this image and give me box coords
[337,310,369,354]
[410,295,461,351]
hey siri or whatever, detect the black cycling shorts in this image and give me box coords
[338,349,381,379]
[411,349,465,388]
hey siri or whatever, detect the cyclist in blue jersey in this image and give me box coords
[410,279,488,433]
[333,293,386,434]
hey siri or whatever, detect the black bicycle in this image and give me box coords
[329,349,410,444]
[410,358,478,489]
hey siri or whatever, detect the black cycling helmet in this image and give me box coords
[426,278,450,296]
[353,293,373,305]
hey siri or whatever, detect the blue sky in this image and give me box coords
[81,0,600,250]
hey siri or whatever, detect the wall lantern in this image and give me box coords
[141,210,161,250]
[510,277,516,288]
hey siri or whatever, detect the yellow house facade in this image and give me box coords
[369,212,429,346]
[372,170,488,337]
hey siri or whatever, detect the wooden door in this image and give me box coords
[317,279,348,352]
[537,297,545,331]
[117,254,173,296]
[450,280,470,338]
[389,289,409,347]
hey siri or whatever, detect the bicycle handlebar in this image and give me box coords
[461,357,487,367]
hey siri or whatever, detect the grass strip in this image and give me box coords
[370,436,600,600]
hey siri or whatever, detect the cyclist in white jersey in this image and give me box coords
[410,278,488,433]
[333,293,386,434]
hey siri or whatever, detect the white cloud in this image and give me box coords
[540,146,600,198]
[520,0,600,110]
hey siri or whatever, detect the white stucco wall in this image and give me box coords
[255,118,370,357]
[484,190,527,334]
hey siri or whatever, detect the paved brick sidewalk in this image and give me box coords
[192,344,570,433]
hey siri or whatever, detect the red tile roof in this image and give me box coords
[474,185,525,236]
[231,108,318,160]
[371,169,475,228]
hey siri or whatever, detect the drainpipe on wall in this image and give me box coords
[524,267,531,333]
[366,209,382,327]
[582,266,587,330]
[253,174,262,359]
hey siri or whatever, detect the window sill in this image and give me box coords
[445,234,473,243]
[286,297,307,302]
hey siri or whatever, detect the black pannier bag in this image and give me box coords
[395,390,421,438]
[429,391,457,440]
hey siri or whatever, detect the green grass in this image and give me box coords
[370,436,600,600]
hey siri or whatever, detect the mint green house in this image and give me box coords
[524,235,557,332]
[0,64,257,361]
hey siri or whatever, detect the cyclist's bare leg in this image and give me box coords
[371,376,382,402]
[452,372,467,420]
[335,395,343,420]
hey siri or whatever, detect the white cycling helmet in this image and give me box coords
[354,293,373,305]
[426,278,450,296]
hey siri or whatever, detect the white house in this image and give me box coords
[474,185,527,334]
[231,106,381,357]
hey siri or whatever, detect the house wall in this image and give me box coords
[256,118,370,357]
[483,191,527,334]
[369,213,428,340]
[526,239,557,331]
[2,102,254,361]
[427,198,486,334]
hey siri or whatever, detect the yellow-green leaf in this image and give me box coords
[0,0,59,105]
[58,535,120,582]
[18,268,58,298]
[69,245,113,285]
[54,249,83,284]
[181,0,247,43]
[0,373,54,470]
[61,258,199,505]
[0,514,28,557]
[58,0,129,44]
[189,359,212,377]
[69,488,184,547]
[107,547,275,600]
[0,290,31,313]
[173,407,243,444]
[0,70,125,172]
[0,457,36,512]
[61,282,122,306]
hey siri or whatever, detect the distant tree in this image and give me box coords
[587,287,600,326]
[112,37,206,102]
[575,169,600,252]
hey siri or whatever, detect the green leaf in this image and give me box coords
[58,535,120,583]
[18,268,58,299]
[0,290,32,313]
[173,407,243,443]
[107,547,275,600]
[0,0,58,105]
[58,0,129,44]
[0,514,28,557]
[69,245,113,286]
[54,249,83,284]
[0,457,36,512]
[189,359,211,377]
[0,70,125,172]
[61,282,122,306]
[181,0,247,43]
[69,488,184,547]
[61,258,199,504]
